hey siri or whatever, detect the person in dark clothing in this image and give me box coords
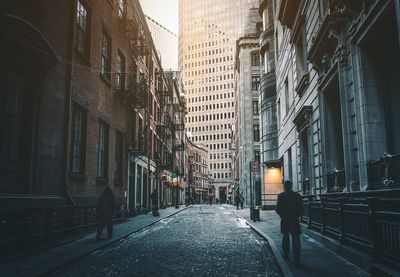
[151,189,159,216]
[276,180,304,267]
[96,187,116,240]
[240,192,244,209]
[235,193,240,210]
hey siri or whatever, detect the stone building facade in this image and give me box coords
[233,7,262,206]
[259,0,400,195]
[258,0,283,208]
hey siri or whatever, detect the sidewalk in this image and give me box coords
[0,206,188,277]
[234,208,368,277]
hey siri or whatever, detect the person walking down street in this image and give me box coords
[240,192,244,209]
[235,193,240,210]
[96,187,116,240]
[151,189,159,216]
[276,180,304,267]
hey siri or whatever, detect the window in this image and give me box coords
[251,52,260,67]
[277,99,281,129]
[253,124,260,141]
[70,104,87,174]
[116,50,125,89]
[253,101,259,115]
[101,30,111,80]
[284,77,289,114]
[114,131,123,185]
[97,121,109,179]
[295,19,307,85]
[76,0,90,56]
[0,67,23,163]
[252,76,260,91]
[287,147,293,181]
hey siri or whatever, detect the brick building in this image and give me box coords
[0,0,184,221]
[185,135,209,204]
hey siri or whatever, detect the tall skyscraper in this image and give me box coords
[179,0,258,201]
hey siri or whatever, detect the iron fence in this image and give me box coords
[301,193,400,269]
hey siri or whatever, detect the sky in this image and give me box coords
[139,0,179,35]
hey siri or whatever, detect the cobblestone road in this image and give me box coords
[51,205,281,277]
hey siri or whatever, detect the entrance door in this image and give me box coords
[219,187,227,203]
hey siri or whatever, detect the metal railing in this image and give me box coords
[367,153,400,190]
[301,193,400,269]
[261,193,278,209]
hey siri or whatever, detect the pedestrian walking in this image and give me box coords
[276,180,304,267]
[151,189,159,216]
[235,193,240,210]
[96,186,116,240]
[240,192,244,209]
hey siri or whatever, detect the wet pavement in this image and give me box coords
[51,205,281,277]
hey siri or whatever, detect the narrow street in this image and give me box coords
[51,205,281,277]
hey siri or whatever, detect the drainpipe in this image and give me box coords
[63,0,77,206]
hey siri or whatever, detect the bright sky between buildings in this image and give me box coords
[139,0,178,34]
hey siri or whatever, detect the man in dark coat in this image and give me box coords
[235,193,240,210]
[276,180,304,267]
[96,187,116,240]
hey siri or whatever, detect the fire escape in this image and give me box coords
[173,96,186,176]
[113,0,150,157]
[155,71,174,171]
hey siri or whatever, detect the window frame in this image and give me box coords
[97,121,109,179]
[253,124,260,142]
[75,0,91,57]
[116,50,126,89]
[251,76,260,91]
[251,52,260,67]
[100,30,112,81]
[69,103,87,175]
[252,101,259,115]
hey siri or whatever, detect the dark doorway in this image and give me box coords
[361,6,400,155]
[323,76,344,172]
[219,187,227,203]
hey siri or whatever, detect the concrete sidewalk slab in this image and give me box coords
[233,207,368,277]
[0,206,189,277]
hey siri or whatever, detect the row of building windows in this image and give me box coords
[189,133,231,142]
[188,101,234,112]
[186,112,234,123]
[187,84,234,95]
[184,47,232,60]
[187,123,231,132]
[70,104,124,185]
[210,162,232,170]
[184,55,234,68]
[76,0,126,83]
[210,172,232,179]
[210,152,231,160]
[186,38,230,51]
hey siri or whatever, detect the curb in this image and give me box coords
[41,206,190,275]
[0,206,190,277]
[233,211,293,277]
